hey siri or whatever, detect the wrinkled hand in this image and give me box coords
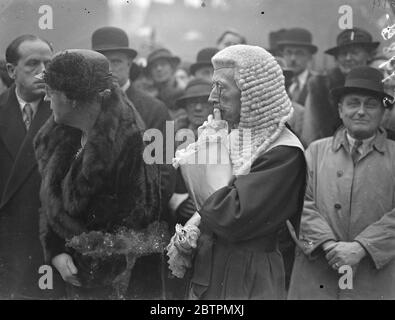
[52,253,81,287]
[324,241,366,270]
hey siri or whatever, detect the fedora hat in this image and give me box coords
[331,66,393,107]
[190,47,219,75]
[91,26,137,60]
[325,27,380,56]
[146,48,180,70]
[276,28,318,54]
[176,78,211,108]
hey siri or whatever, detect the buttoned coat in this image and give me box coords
[288,127,395,300]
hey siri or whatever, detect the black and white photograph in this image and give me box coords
[0,0,394,304]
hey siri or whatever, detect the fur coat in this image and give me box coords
[34,89,163,296]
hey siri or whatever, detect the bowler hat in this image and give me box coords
[146,48,180,70]
[276,28,318,54]
[91,26,137,60]
[331,66,393,107]
[190,47,219,75]
[325,27,380,56]
[176,78,211,108]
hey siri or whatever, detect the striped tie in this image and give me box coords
[23,103,33,130]
[351,139,363,165]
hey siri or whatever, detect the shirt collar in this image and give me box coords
[15,87,40,116]
[121,79,131,92]
[332,126,386,154]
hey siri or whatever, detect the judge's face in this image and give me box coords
[338,93,385,139]
[209,67,241,129]
[45,86,75,124]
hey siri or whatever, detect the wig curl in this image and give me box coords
[212,45,293,175]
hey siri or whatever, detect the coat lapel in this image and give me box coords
[0,98,52,209]
[0,86,26,160]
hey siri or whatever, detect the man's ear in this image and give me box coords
[6,63,16,80]
[338,101,344,119]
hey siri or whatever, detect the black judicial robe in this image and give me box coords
[189,146,306,300]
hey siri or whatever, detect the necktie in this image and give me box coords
[290,78,301,101]
[351,139,363,165]
[23,103,33,130]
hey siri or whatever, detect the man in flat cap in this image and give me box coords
[302,27,379,146]
[277,28,318,106]
[289,66,395,300]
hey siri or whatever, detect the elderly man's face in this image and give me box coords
[282,45,312,76]
[338,92,385,139]
[209,67,241,128]
[102,51,132,87]
[336,45,372,75]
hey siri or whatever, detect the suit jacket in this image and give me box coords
[0,85,64,299]
[125,84,170,133]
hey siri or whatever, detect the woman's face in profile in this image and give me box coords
[45,86,74,124]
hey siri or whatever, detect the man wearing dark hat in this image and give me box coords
[91,26,171,134]
[277,28,318,106]
[146,47,188,132]
[302,27,379,146]
[289,66,395,300]
[190,48,218,83]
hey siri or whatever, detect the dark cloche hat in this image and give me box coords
[176,78,211,108]
[331,66,394,107]
[276,28,318,54]
[91,26,137,60]
[325,27,380,56]
[190,47,219,75]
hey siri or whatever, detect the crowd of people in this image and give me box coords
[0,22,394,300]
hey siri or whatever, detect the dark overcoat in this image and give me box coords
[0,85,65,299]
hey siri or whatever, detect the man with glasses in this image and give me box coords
[289,66,395,299]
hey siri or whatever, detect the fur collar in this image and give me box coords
[34,89,155,240]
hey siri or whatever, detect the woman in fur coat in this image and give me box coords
[34,49,164,299]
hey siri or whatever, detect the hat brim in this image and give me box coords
[94,47,137,60]
[146,56,181,70]
[190,62,212,75]
[176,93,209,108]
[325,42,380,56]
[277,41,318,54]
[331,86,394,107]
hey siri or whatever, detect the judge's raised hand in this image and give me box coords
[324,241,366,270]
[52,253,81,287]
